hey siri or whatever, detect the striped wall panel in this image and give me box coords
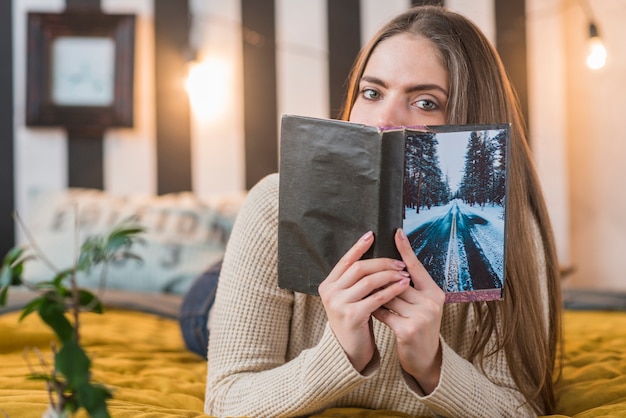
[241,0,279,189]
[5,0,528,255]
[154,0,192,194]
[495,0,529,127]
[65,0,105,191]
[0,0,15,256]
[327,0,362,119]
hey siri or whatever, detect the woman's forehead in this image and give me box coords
[363,34,449,88]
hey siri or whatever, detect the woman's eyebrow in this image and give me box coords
[361,75,448,96]
[360,75,388,88]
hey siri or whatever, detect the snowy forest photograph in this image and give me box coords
[403,127,509,302]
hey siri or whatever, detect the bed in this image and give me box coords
[2,290,626,417]
[2,188,626,417]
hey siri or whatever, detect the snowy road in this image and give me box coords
[406,200,502,293]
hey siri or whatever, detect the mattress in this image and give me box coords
[1,301,626,417]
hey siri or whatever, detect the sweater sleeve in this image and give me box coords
[204,174,377,417]
[406,338,538,417]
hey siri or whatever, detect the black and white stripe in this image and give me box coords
[0,1,15,255]
[2,0,528,257]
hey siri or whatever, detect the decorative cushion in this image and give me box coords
[20,188,244,295]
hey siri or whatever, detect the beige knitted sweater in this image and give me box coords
[205,173,543,417]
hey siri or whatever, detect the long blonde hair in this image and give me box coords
[341,5,562,414]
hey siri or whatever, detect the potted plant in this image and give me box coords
[0,217,144,418]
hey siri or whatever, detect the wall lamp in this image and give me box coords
[185,56,231,120]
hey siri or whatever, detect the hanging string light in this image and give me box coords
[581,0,607,70]
[586,20,606,69]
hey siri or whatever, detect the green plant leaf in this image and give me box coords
[0,246,27,301]
[52,268,75,288]
[27,373,57,382]
[39,294,73,343]
[55,341,113,417]
[77,221,144,276]
[78,289,103,314]
[109,223,144,238]
[33,281,54,291]
[79,236,106,266]
[19,296,44,321]
[76,253,93,272]
[106,222,143,250]
[0,286,8,306]
[105,234,131,252]
[56,340,90,389]
[77,383,112,418]
[0,265,14,288]
[2,246,24,268]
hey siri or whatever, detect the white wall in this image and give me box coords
[13,0,67,235]
[276,0,329,120]
[102,0,157,196]
[446,0,495,43]
[526,0,626,291]
[360,0,411,42]
[526,0,570,268]
[564,0,626,290]
[188,0,246,195]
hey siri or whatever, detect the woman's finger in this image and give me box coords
[325,231,374,283]
[394,228,442,295]
[336,257,408,292]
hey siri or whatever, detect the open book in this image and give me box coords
[277,115,509,303]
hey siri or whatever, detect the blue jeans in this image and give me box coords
[178,260,221,359]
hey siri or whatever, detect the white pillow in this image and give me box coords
[20,188,244,295]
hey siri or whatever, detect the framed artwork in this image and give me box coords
[26,12,136,130]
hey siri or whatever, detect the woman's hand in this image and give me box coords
[318,231,412,372]
[373,228,446,394]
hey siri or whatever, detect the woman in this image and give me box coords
[204,5,561,417]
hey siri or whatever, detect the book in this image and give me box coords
[277,115,510,303]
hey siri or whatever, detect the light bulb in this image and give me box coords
[586,22,607,70]
[185,58,231,120]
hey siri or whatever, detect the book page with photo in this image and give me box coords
[402,125,509,302]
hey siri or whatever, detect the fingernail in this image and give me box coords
[398,270,410,278]
[396,228,407,241]
[361,231,373,242]
[394,260,406,270]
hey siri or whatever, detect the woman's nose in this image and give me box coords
[375,98,404,128]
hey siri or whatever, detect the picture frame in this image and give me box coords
[26,12,136,130]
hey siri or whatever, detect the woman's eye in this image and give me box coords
[361,88,380,100]
[415,99,438,111]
